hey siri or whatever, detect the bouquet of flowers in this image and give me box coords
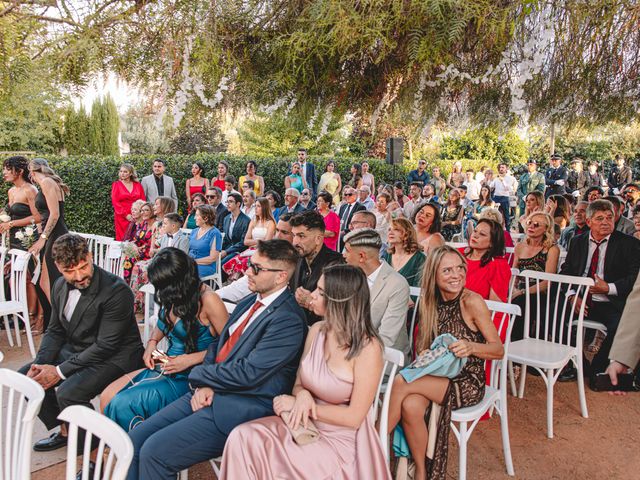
[15,221,37,249]
[121,241,139,259]
[0,210,11,223]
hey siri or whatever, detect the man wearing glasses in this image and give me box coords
[205,186,229,231]
[299,188,316,211]
[277,188,305,218]
[357,185,375,210]
[337,187,366,251]
[129,239,306,479]
[407,159,430,186]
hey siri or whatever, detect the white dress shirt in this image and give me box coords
[228,286,287,335]
[367,263,384,289]
[491,175,517,197]
[583,234,617,302]
[463,179,481,200]
[57,288,82,379]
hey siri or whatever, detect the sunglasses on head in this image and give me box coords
[247,259,285,276]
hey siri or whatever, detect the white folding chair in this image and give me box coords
[105,241,124,278]
[201,233,225,290]
[507,268,519,303]
[408,286,421,357]
[180,228,192,236]
[557,250,568,272]
[450,301,519,480]
[139,283,162,348]
[0,368,45,480]
[507,270,593,438]
[92,235,114,270]
[504,246,515,266]
[375,347,405,463]
[0,249,35,358]
[59,405,133,480]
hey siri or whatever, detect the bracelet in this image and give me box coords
[8,221,13,228]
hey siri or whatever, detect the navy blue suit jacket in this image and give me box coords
[188,289,307,434]
[277,203,305,218]
[222,212,251,257]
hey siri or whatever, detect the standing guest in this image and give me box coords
[441,188,464,241]
[404,181,423,218]
[241,190,256,220]
[373,192,393,244]
[544,153,569,199]
[559,200,640,380]
[567,158,589,199]
[517,159,546,213]
[446,161,465,190]
[205,186,229,231]
[383,218,426,288]
[122,202,154,284]
[212,161,229,191]
[289,210,344,325]
[111,163,146,241]
[141,159,178,211]
[348,162,364,189]
[407,159,430,186]
[317,160,342,206]
[284,161,307,193]
[584,185,605,203]
[361,160,376,194]
[296,148,318,197]
[220,193,251,265]
[220,264,390,480]
[343,228,410,355]
[278,188,304,217]
[621,183,640,218]
[491,163,517,228]
[430,167,446,198]
[387,246,503,480]
[604,195,636,236]
[299,188,316,210]
[238,160,265,196]
[356,185,375,210]
[607,154,633,194]
[482,168,495,190]
[476,166,488,183]
[316,191,340,251]
[337,186,366,250]
[545,194,571,230]
[413,201,445,253]
[265,190,282,222]
[102,248,227,432]
[586,161,606,190]
[128,240,306,479]
[20,234,144,453]
[28,158,69,330]
[560,201,590,250]
[464,169,481,201]
[189,205,222,278]
[221,174,240,204]
[183,193,206,230]
[185,162,209,208]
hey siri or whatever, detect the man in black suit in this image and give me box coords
[220,192,251,265]
[337,186,366,251]
[296,148,317,197]
[20,234,144,451]
[544,153,569,199]
[560,199,640,379]
[205,186,229,231]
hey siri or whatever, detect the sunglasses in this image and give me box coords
[247,259,285,276]
[205,195,216,199]
[344,193,355,197]
[526,220,545,229]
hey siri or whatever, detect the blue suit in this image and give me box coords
[127,289,307,480]
[221,211,251,264]
[277,202,305,219]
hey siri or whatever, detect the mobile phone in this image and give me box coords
[590,372,636,392]
[151,349,170,364]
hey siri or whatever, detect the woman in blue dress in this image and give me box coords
[101,248,228,431]
[284,161,307,193]
[188,204,222,277]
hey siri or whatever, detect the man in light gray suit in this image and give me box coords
[157,213,189,253]
[141,159,178,211]
[343,228,410,357]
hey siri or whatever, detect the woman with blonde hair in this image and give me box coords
[383,218,425,287]
[518,191,544,233]
[111,163,146,240]
[388,246,503,480]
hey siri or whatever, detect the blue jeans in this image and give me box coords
[493,195,511,228]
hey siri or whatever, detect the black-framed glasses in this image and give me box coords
[344,193,355,197]
[206,195,216,199]
[247,259,285,276]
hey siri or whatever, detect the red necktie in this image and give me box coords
[216,301,263,363]
[586,239,606,306]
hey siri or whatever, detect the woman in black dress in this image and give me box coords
[27,158,69,329]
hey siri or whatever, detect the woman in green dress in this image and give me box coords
[382,217,425,288]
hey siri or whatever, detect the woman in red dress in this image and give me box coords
[111,163,145,240]
[185,162,209,208]
[212,161,229,190]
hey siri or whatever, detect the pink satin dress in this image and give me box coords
[220,330,391,479]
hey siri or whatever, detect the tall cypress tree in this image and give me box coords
[102,94,120,155]
[76,105,90,153]
[89,98,104,154]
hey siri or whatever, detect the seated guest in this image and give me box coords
[413,201,445,253]
[183,193,206,229]
[278,187,304,217]
[123,201,155,284]
[583,185,604,203]
[205,187,229,231]
[188,205,222,278]
[634,205,640,240]
[383,218,425,288]
[220,264,390,479]
[621,183,640,218]
[316,191,340,251]
[123,200,145,241]
[357,185,375,210]
[518,191,544,233]
[471,208,514,248]
[221,174,239,204]
[544,194,571,230]
[560,201,589,249]
[299,188,316,210]
[102,248,228,431]
[559,199,640,379]
[241,179,254,193]
[373,191,394,244]
[343,228,410,356]
[337,186,366,250]
[265,190,282,222]
[421,183,439,203]
[290,210,344,324]
[387,246,503,480]
[20,234,144,452]
[394,181,411,210]
[441,188,464,241]
[128,240,306,479]
[220,192,251,265]
[604,195,636,236]
[241,189,256,220]
[403,181,423,218]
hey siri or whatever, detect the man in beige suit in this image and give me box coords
[343,228,410,357]
[606,271,640,395]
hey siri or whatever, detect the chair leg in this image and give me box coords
[508,361,517,397]
[179,470,188,480]
[517,363,527,398]
[210,458,221,477]
[2,315,15,347]
[22,309,36,358]
[458,421,468,480]
[546,368,554,439]
[498,396,515,476]
[575,354,589,419]
[13,313,22,347]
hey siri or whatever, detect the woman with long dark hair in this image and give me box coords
[101,248,227,431]
[185,162,209,208]
[413,201,445,253]
[317,160,342,205]
[221,264,391,479]
[111,163,145,241]
[348,162,363,189]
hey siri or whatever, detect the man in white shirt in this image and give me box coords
[463,169,481,201]
[403,182,423,218]
[491,163,517,228]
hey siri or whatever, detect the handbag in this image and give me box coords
[400,333,467,383]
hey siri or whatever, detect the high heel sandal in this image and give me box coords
[30,313,43,336]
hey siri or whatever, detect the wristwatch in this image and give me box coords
[40,233,48,240]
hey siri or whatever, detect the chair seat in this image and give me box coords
[0,301,25,315]
[508,338,575,369]
[451,386,500,422]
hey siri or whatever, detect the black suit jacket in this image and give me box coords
[544,166,569,197]
[607,166,632,190]
[560,230,640,312]
[215,203,230,231]
[35,266,144,378]
[222,211,251,257]
[338,201,366,250]
[277,203,305,218]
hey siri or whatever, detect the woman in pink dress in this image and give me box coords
[111,163,145,240]
[316,191,340,250]
[220,264,391,480]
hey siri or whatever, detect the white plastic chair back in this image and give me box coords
[0,368,45,480]
[140,283,162,348]
[201,233,225,291]
[507,268,519,303]
[557,250,567,272]
[510,233,524,243]
[0,246,7,303]
[58,405,133,480]
[180,228,192,236]
[92,235,114,270]
[375,347,404,463]
[504,246,515,265]
[2,250,35,357]
[105,241,124,278]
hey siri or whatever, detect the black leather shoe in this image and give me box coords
[527,366,542,377]
[76,461,95,480]
[33,431,67,451]
[558,365,577,382]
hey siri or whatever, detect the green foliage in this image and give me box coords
[121,105,170,154]
[63,105,90,155]
[65,95,120,155]
[439,128,529,167]
[169,107,228,154]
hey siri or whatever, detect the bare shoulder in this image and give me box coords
[460,289,487,310]
[356,337,384,365]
